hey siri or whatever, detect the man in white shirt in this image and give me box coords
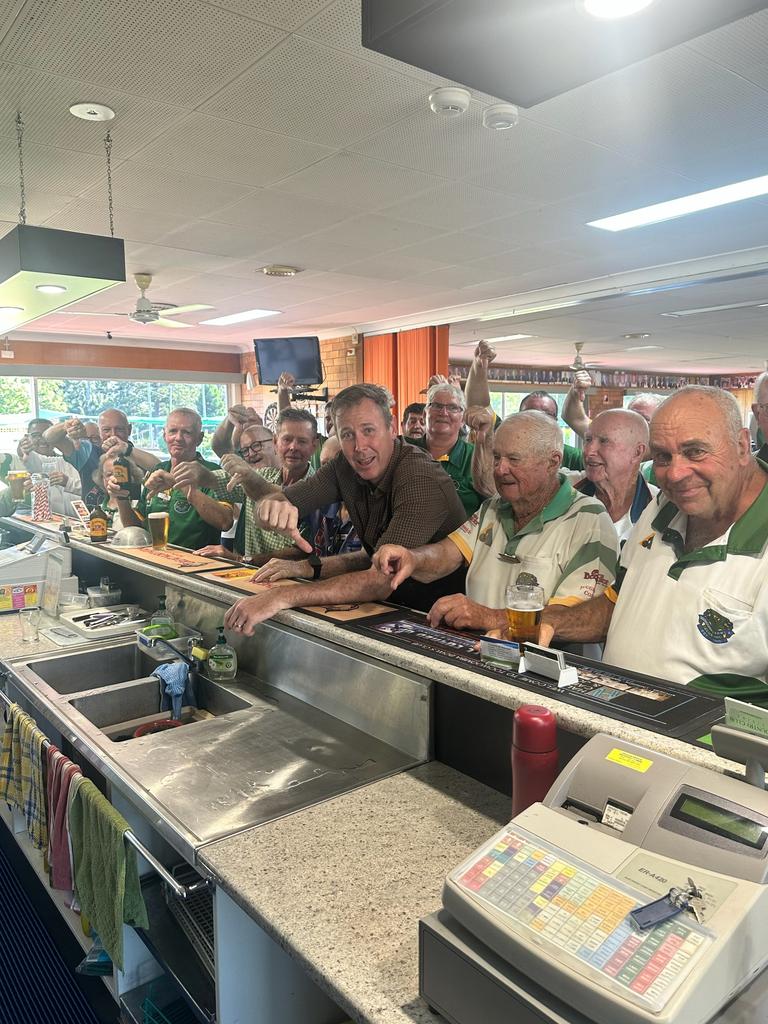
[540,386,768,700]
[14,418,81,515]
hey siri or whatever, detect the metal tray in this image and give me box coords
[59,603,150,638]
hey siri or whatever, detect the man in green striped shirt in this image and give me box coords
[373,411,619,632]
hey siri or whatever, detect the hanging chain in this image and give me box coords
[15,112,27,225]
[104,130,115,237]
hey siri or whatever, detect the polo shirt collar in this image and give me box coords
[575,472,651,525]
[497,473,576,548]
[651,462,768,580]
[411,433,466,466]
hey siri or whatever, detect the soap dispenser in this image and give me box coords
[207,626,237,681]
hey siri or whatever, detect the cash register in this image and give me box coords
[421,734,768,1024]
[0,534,77,606]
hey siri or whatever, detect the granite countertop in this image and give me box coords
[200,761,510,1024]
[0,609,71,660]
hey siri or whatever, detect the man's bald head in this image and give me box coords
[584,409,649,490]
[493,410,563,508]
[650,386,754,522]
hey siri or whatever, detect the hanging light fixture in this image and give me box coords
[0,112,125,332]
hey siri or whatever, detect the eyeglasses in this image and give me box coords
[428,402,463,415]
[238,440,274,457]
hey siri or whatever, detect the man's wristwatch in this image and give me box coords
[307,553,322,580]
[124,440,134,456]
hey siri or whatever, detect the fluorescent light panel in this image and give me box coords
[588,174,768,232]
[661,300,768,317]
[486,333,534,342]
[200,308,280,326]
[480,299,583,321]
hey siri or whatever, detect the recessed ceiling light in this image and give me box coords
[200,308,280,326]
[260,265,301,277]
[588,173,768,231]
[581,0,655,19]
[625,344,663,351]
[623,333,651,339]
[36,284,68,295]
[486,334,534,342]
[69,102,116,122]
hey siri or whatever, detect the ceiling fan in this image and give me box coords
[61,273,214,329]
[568,342,600,370]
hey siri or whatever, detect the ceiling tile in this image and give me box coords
[397,230,516,264]
[157,219,277,260]
[0,185,74,222]
[0,0,285,106]
[128,113,334,188]
[43,198,189,245]
[203,189,358,237]
[0,135,103,193]
[274,152,440,208]
[335,252,450,281]
[379,182,534,231]
[199,34,427,147]
[207,0,333,32]
[300,213,447,253]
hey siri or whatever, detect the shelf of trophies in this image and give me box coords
[449,363,760,392]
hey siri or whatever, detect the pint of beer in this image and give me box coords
[148,511,170,549]
[505,583,545,644]
[7,470,30,501]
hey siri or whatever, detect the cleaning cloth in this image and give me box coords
[154,661,190,720]
[68,778,148,970]
[0,704,48,852]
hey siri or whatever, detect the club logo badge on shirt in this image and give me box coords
[516,571,539,586]
[478,524,493,547]
[697,608,735,645]
[173,497,191,515]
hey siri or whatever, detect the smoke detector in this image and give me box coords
[69,102,115,121]
[428,87,471,117]
[483,103,519,130]
[260,265,302,277]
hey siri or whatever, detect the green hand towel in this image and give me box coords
[69,779,149,970]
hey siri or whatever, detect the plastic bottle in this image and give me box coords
[88,504,109,543]
[149,596,176,640]
[207,626,237,681]
[511,704,559,819]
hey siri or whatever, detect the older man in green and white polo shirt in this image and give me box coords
[373,411,619,632]
[540,386,768,702]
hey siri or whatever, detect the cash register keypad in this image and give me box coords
[457,829,711,1010]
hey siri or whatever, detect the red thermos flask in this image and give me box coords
[511,704,559,818]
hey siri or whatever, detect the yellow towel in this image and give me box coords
[69,778,149,971]
[0,703,48,853]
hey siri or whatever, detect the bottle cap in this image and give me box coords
[513,704,557,753]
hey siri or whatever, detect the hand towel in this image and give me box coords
[154,661,190,720]
[68,778,149,970]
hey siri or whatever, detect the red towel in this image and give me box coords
[45,746,81,891]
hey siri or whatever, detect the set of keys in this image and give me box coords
[629,877,705,930]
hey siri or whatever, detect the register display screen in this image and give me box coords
[671,793,768,850]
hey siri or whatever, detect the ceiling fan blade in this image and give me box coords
[58,310,130,317]
[163,303,214,315]
[155,318,191,329]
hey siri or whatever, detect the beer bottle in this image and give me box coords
[89,505,109,543]
[112,453,136,500]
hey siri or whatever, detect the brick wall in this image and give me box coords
[239,335,362,423]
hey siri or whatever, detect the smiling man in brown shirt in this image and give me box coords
[221,383,467,634]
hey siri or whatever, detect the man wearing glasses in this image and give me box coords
[407,382,484,516]
[190,413,318,565]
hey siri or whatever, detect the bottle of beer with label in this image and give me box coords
[89,504,109,543]
[112,453,136,500]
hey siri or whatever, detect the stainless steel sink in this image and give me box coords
[68,675,252,742]
[25,645,160,694]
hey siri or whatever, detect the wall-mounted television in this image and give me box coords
[253,336,323,386]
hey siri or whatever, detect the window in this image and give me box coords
[0,376,228,460]
[489,389,581,450]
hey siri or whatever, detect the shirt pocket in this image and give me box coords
[697,587,754,645]
[514,556,556,597]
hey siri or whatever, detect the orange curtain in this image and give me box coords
[362,333,397,400]
[396,325,449,415]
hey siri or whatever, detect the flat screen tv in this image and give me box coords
[253,336,323,386]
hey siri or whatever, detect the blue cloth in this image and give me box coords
[153,662,190,720]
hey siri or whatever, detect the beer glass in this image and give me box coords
[505,583,545,644]
[148,511,170,549]
[7,470,30,501]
